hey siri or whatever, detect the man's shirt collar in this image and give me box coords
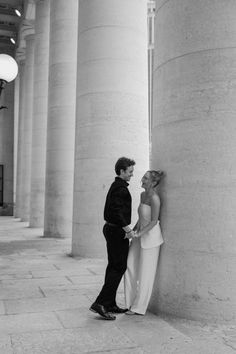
[115,176,129,187]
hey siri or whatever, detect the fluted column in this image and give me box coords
[15,60,26,219]
[72,0,149,257]
[151,0,236,322]
[43,0,78,238]
[21,34,35,221]
[1,82,14,213]
[13,69,20,210]
[0,81,14,215]
[147,0,155,143]
[29,0,50,227]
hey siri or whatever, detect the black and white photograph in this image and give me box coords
[0,0,235,353]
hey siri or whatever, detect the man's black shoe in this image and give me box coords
[89,302,116,320]
[106,305,128,314]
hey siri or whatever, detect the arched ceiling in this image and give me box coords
[0,0,23,53]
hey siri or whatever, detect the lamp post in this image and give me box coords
[0,54,18,109]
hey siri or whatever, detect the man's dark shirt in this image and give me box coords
[104,177,132,227]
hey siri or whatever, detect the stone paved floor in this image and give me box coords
[0,216,235,354]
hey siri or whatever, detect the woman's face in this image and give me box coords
[141,172,153,190]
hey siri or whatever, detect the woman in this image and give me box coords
[124,170,164,315]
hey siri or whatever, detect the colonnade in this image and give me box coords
[14,0,149,253]
[1,0,236,322]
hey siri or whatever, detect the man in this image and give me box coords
[90,157,136,320]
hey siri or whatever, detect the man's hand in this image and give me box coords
[124,230,135,239]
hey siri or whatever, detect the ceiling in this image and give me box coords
[0,0,23,54]
[0,1,154,57]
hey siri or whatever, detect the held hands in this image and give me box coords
[133,231,140,238]
[125,230,140,239]
[124,230,135,239]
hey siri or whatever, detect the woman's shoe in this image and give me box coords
[125,310,137,315]
[106,305,128,313]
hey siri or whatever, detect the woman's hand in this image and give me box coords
[124,230,135,239]
[132,231,140,238]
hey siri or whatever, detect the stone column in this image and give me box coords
[13,70,20,209]
[72,0,149,257]
[21,34,35,221]
[29,0,50,227]
[43,0,78,238]
[0,82,14,214]
[0,80,14,215]
[15,60,26,219]
[147,0,155,144]
[151,0,236,322]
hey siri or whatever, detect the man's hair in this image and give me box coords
[115,157,136,176]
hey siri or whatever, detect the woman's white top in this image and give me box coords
[138,203,164,249]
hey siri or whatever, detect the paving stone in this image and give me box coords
[53,258,106,268]
[130,315,236,354]
[18,248,69,256]
[0,272,32,280]
[68,274,104,285]
[53,263,105,273]
[156,336,235,354]
[0,217,235,354]
[0,312,62,335]
[0,335,13,354]
[55,307,125,328]
[43,288,98,299]
[159,315,236,353]
[12,254,50,260]
[0,240,57,256]
[116,314,192,354]
[5,294,90,315]
[44,254,80,263]
[1,276,71,287]
[40,282,101,297]
[0,285,43,300]
[31,268,92,278]
[0,264,58,274]
[94,349,144,354]
[11,327,135,354]
[17,257,61,265]
[222,327,236,351]
[0,301,5,314]
[87,265,106,273]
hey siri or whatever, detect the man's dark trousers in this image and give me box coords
[95,223,129,308]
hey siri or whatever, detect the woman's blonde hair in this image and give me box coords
[148,170,164,187]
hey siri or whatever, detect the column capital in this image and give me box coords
[19,20,35,38]
[148,0,155,49]
[148,0,156,12]
[16,20,35,60]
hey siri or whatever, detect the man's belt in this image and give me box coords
[105,222,121,227]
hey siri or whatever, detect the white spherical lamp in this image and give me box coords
[0,54,18,83]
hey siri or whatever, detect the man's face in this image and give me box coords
[120,166,134,182]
